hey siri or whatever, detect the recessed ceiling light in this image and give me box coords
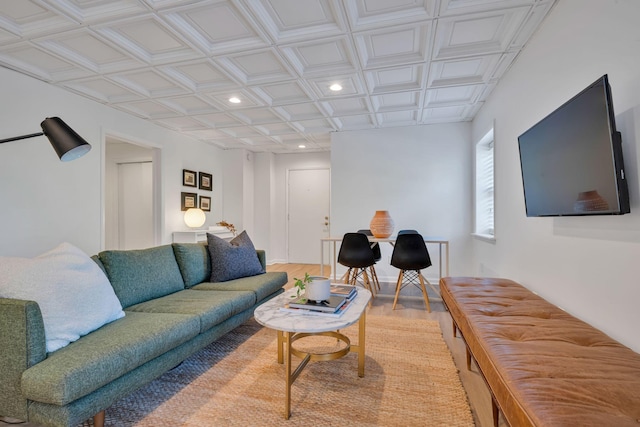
[298,144,306,149]
[329,83,342,92]
[229,96,241,104]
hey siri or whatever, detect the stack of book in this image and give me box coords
[281,285,358,317]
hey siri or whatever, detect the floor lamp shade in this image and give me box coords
[41,117,91,161]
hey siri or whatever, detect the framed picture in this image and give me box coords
[183,169,197,187]
[199,172,212,191]
[199,196,211,212]
[181,192,197,211]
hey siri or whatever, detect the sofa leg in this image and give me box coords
[465,346,472,371]
[93,410,105,427]
[492,398,499,427]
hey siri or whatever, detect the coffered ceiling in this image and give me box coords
[0,0,556,153]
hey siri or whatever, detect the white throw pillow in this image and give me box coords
[0,242,125,352]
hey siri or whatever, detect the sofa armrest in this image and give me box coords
[0,298,47,420]
[256,250,266,270]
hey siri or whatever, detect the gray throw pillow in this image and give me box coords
[207,231,265,282]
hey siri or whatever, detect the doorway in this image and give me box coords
[287,168,331,264]
[105,138,157,250]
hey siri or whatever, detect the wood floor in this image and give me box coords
[268,263,507,427]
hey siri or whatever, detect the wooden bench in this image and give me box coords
[440,276,640,427]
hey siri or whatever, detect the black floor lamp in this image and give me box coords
[0,117,91,161]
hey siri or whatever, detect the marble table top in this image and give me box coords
[254,286,371,333]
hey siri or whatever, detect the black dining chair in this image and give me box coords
[397,229,419,235]
[390,232,432,311]
[357,229,381,292]
[337,232,376,295]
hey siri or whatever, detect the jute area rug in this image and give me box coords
[96,315,474,426]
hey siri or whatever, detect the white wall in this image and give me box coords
[471,0,640,352]
[331,124,472,283]
[252,152,275,258]
[221,149,249,235]
[0,66,227,257]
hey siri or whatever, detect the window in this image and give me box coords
[474,129,494,240]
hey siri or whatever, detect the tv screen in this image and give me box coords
[517,74,629,217]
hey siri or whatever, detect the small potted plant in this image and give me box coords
[293,273,330,302]
[293,273,311,298]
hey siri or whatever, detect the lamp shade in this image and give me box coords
[184,208,206,228]
[40,117,91,161]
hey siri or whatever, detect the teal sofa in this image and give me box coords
[0,243,287,427]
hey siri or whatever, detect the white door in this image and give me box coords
[288,168,330,264]
[118,162,154,250]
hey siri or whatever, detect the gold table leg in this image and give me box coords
[278,314,367,419]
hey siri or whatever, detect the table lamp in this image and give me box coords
[184,208,206,228]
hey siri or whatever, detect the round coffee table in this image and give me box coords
[254,286,372,419]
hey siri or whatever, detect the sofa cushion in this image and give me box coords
[99,245,185,308]
[193,272,287,302]
[206,231,265,282]
[0,243,125,353]
[172,243,211,287]
[126,289,256,333]
[21,311,199,406]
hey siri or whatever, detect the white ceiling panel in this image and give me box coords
[0,0,77,38]
[364,63,425,94]
[321,97,372,116]
[156,94,218,115]
[95,14,202,65]
[204,88,265,110]
[245,0,346,43]
[290,117,336,133]
[45,0,149,24]
[428,54,501,87]
[272,133,311,145]
[306,73,366,98]
[377,110,419,127]
[432,7,530,59]
[281,36,357,76]
[274,102,327,121]
[115,99,182,119]
[425,84,484,107]
[0,0,557,153]
[221,126,266,139]
[162,2,269,54]
[354,22,431,69]
[230,107,285,125]
[334,114,377,131]
[108,68,188,97]
[250,80,315,106]
[422,105,471,123]
[154,116,208,132]
[216,47,295,85]
[192,112,245,129]
[253,122,299,136]
[159,60,240,92]
[371,91,422,112]
[0,42,91,81]
[345,0,437,30]
[62,76,143,103]
[34,28,144,74]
